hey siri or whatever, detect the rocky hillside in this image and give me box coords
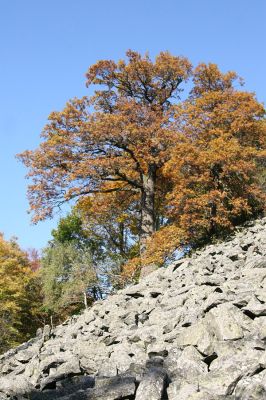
[0,218,266,400]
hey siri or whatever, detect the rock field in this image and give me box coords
[0,217,266,399]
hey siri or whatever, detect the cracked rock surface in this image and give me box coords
[0,217,266,399]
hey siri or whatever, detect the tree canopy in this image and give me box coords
[0,235,44,352]
[41,240,98,319]
[18,51,266,278]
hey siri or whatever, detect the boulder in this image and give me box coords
[135,367,167,400]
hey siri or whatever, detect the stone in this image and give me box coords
[0,376,34,396]
[234,369,266,400]
[198,366,244,396]
[124,363,147,382]
[174,320,215,354]
[135,367,167,400]
[171,346,208,379]
[167,380,199,400]
[0,217,265,399]
[207,303,245,341]
[254,316,266,340]
[243,297,266,317]
[189,394,235,400]
[43,325,51,341]
[91,376,136,400]
[14,349,36,363]
[40,356,81,390]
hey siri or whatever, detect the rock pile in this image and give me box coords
[0,218,266,399]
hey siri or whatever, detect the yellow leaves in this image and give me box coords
[116,213,129,224]
[0,235,42,351]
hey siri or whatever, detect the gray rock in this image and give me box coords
[174,320,215,354]
[43,325,51,341]
[167,380,199,400]
[207,303,245,341]
[40,355,81,390]
[198,366,244,396]
[135,367,167,400]
[0,217,265,399]
[170,346,208,379]
[0,376,34,396]
[234,369,266,400]
[243,296,266,317]
[252,316,266,340]
[91,376,136,400]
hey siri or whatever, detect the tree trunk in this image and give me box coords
[119,222,125,256]
[83,291,88,309]
[139,164,157,278]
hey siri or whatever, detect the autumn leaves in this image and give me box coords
[18,51,266,278]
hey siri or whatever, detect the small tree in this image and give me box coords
[0,235,45,352]
[77,193,140,284]
[41,241,98,320]
[61,249,97,310]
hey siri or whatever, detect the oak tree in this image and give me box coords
[18,51,192,275]
[18,52,265,278]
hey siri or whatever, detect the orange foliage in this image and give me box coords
[18,54,265,278]
[137,64,266,269]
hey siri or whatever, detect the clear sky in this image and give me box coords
[0,0,265,251]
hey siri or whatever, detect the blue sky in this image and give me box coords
[0,0,265,251]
